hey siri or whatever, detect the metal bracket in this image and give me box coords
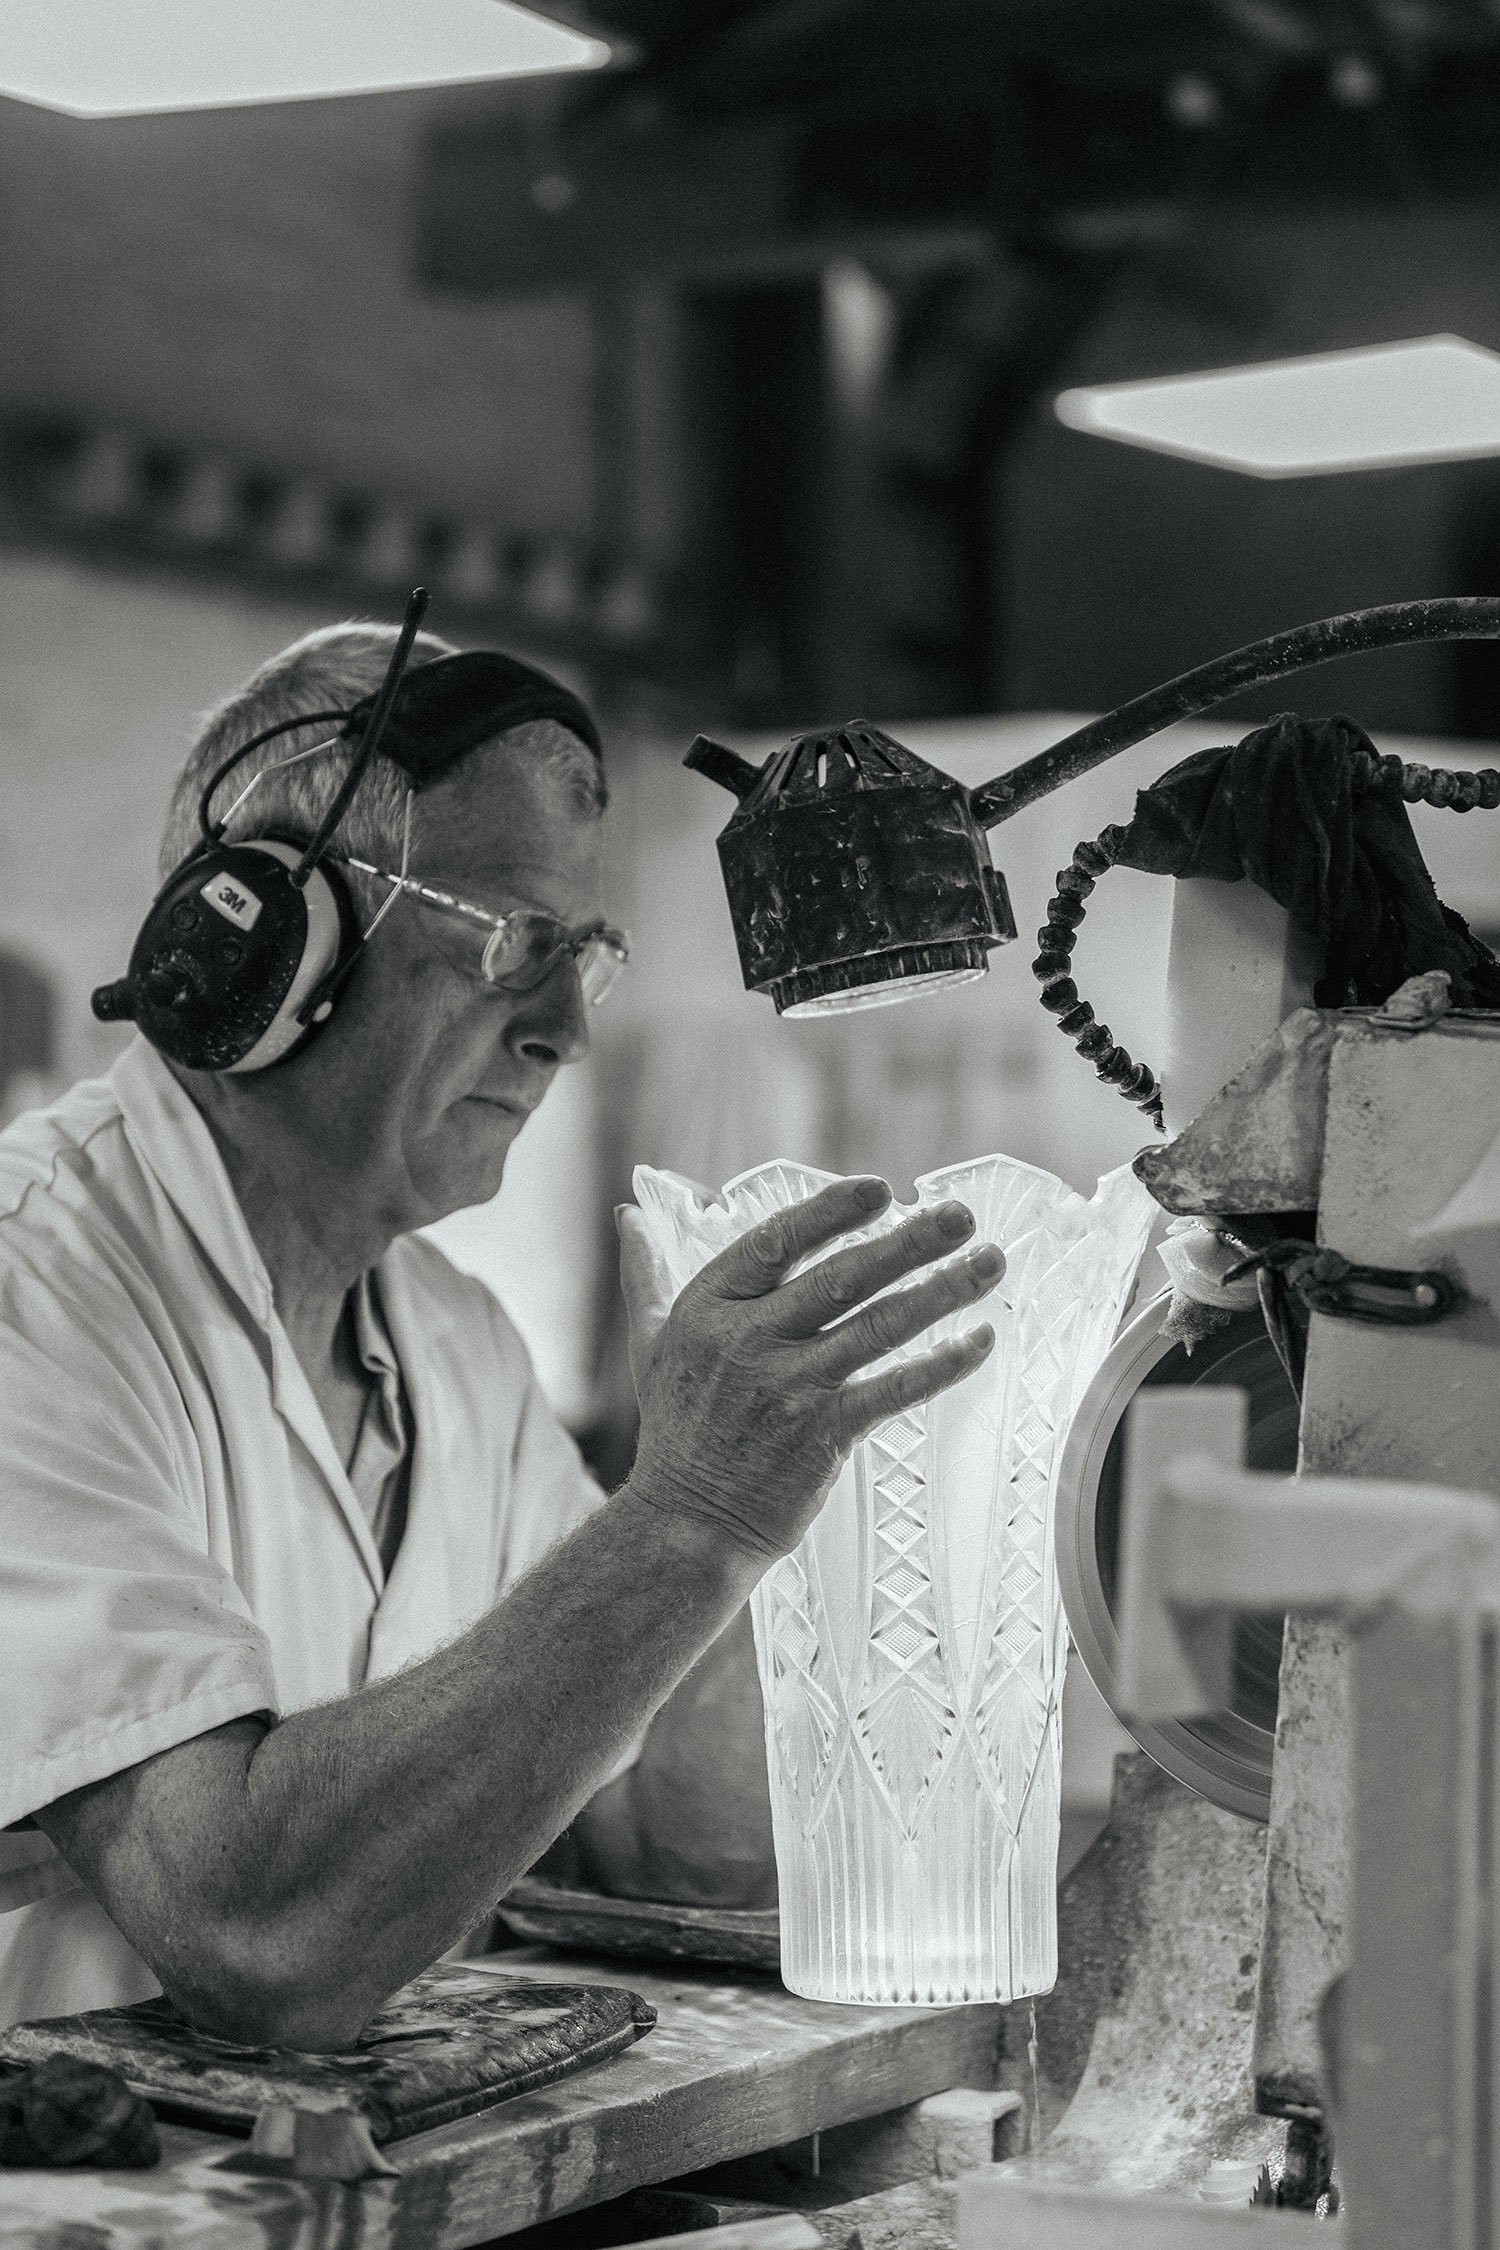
[1222,1241,1460,1327]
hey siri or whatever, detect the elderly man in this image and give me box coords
[0,620,1003,2049]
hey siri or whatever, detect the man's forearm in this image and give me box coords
[44,1478,761,2047]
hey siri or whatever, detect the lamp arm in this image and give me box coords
[971,595,1500,828]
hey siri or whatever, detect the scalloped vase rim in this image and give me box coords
[633,1150,1149,1222]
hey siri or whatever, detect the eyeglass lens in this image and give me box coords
[480,914,624,1004]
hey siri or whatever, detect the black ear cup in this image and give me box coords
[92,841,356,1074]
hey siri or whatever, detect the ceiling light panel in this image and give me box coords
[1055,335,1500,478]
[0,0,609,118]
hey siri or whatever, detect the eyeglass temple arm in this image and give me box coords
[294,794,416,1031]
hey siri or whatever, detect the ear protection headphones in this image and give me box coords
[92,589,606,1076]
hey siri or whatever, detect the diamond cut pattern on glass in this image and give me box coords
[633,1153,1155,2005]
[764,1550,840,1810]
[855,1409,956,1831]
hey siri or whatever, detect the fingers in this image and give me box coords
[811,1242,1005,1383]
[840,1323,996,1443]
[767,1200,983,1337]
[708,1177,891,1302]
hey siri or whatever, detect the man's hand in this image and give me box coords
[620,1178,1005,1564]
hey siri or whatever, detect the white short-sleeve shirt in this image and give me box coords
[0,1039,607,2028]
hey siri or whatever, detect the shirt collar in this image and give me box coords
[351,1268,400,1386]
[110,1037,276,1328]
[107,1039,456,1351]
[111,1039,396,1595]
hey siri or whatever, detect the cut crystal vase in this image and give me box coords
[632,1155,1155,2007]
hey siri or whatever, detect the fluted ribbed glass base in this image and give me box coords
[633,1153,1154,2007]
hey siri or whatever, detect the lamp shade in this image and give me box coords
[685,722,1016,1017]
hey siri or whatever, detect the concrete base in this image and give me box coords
[1000,1754,1277,2196]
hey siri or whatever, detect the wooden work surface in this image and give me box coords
[0,1950,1004,2249]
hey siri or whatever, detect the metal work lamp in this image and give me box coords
[687,596,1500,1026]
[684,722,1017,1017]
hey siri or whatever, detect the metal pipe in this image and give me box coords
[971,596,1500,827]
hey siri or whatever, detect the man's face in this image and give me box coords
[305,738,607,1232]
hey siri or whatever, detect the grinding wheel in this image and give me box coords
[1055,1289,1300,1822]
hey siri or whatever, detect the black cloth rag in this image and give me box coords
[1104,711,1500,1009]
[0,2056,159,2169]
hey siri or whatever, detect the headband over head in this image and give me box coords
[343,650,603,786]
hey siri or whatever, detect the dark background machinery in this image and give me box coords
[424,0,1500,731]
[6,0,1500,743]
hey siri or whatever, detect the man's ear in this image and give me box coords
[615,1206,678,1401]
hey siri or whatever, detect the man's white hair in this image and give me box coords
[158,623,605,891]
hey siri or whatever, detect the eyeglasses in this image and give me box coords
[333,847,631,1006]
[208,728,629,1006]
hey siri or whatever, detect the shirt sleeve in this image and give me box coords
[0,1269,278,1836]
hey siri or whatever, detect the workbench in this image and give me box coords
[0,1762,1281,2248]
[0,1949,1008,2249]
